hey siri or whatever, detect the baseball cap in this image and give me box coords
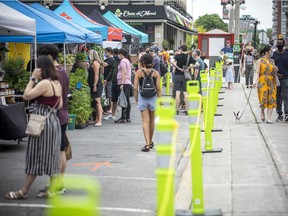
[149,48,156,53]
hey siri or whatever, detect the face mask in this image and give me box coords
[277,45,284,51]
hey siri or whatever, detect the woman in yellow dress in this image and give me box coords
[254,45,278,123]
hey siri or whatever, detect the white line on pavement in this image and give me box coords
[66,174,156,181]
[0,203,154,213]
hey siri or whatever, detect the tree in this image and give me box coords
[195,14,228,32]
[266,28,272,41]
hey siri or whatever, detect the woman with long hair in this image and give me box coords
[254,45,278,123]
[134,53,161,152]
[88,49,104,127]
[5,56,63,199]
[114,48,132,123]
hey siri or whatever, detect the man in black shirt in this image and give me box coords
[271,36,288,122]
[102,47,115,114]
[171,44,199,114]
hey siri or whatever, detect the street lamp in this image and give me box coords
[225,0,246,43]
[253,19,260,49]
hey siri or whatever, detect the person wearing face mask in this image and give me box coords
[271,35,288,122]
[254,45,278,124]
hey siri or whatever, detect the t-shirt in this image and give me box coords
[56,65,69,126]
[221,46,233,54]
[174,53,197,76]
[271,50,288,79]
[104,57,114,79]
[152,55,160,73]
[117,58,132,85]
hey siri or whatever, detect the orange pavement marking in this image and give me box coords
[72,162,112,171]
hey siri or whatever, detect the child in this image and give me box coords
[225,59,235,89]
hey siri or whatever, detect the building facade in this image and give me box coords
[21,0,196,53]
[272,0,288,41]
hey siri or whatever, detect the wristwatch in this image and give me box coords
[30,77,36,82]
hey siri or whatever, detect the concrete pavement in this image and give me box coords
[0,79,287,216]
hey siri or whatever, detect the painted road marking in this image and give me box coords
[0,203,154,213]
[72,162,111,171]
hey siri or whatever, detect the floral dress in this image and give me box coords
[257,58,276,108]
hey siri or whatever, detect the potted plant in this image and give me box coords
[2,57,29,93]
[68,68,92,129]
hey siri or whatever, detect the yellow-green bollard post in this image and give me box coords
[160,76,163,92]
[187,80,205,215]
[202,73,222,153]
[48,175,100,216]
[155,97,179,216]
[166,71,171,96]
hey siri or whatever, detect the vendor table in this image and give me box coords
[0,102,27,140]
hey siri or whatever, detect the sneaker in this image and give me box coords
[104,114,116,120]
[114,118,125,123]
[276,115,283,122]
[39,186,66,195]
[285,115,288,122]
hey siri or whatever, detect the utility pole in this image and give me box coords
[234,0,240,43]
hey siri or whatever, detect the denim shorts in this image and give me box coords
[138,93,157,111]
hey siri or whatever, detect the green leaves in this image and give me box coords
[195,14,228,32]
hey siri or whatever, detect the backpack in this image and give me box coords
[246,55,254,66]
[159,59,168,77]
[140,69,157,98]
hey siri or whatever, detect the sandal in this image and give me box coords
[5,190,27,200]
[37,190,55,199]
[141,145,150,152]
[149,142,154,149]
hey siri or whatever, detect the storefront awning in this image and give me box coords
[165,21,197,35]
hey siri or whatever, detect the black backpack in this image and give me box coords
[140,69,157,98]
[159,59,168,77]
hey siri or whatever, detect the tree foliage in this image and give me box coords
[195,14,228,32]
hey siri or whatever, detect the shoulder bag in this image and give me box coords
[26,97,60,137]
[183,55,192,80]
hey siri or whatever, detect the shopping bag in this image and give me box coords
[118,90,128,108]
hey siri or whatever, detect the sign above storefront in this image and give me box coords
[101,5,166,20]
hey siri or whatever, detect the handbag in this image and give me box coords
[275,75,280,87]
[118,89,128,108]
[183,55,192,80]
[65,134,72,161]
[26,98,60,137]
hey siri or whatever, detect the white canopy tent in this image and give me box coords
[0,2,36,74]
[0,2,36,37]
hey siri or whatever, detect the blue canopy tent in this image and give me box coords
[30,3,102,44]
[54,0,108,40]
[0,0,86,44]
[103,11,148,43]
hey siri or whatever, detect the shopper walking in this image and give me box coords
[114,48,132,123]
[37,45,69,197]
[134,53,161,152]
[225,59,235,89]
[254,45,278,124]
[5,56,62,199]
[243,49,255,88]
[271,35,288,122]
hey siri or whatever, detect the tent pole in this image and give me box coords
[64,43,67,71]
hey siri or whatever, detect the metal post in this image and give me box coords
[253,22,257,48]
[155,97,179,216]
[234,0,240,43]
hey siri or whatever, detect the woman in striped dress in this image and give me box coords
[5,56,63,199]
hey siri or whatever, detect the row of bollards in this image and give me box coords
[156,62,225,216]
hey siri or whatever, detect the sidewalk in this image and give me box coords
[175,81,288,216]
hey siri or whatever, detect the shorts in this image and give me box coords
[105,81,112,98]
[174,75,187,92]
[61,124,67,151]
[111,84,120,103]
[138,94,157,111]
[90,84,103,99]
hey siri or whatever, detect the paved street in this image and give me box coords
[0,79,288,216]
